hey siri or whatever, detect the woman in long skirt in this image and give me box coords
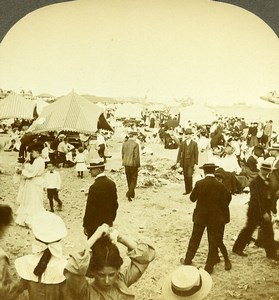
[15,143,45,228]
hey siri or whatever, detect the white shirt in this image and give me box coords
[44,170,61,189]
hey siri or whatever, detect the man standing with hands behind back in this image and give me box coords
[176,128,199,195]
[83,161,118,238]
[122,131,140,201]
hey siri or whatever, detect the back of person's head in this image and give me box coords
[90,236,123,272]
[253,146,264,157]
[0,204,13,231]
[78,146,84,153]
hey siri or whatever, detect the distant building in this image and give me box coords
[36,93,56,103]
[20,89,34,101]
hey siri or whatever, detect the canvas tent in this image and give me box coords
[28,92,105,134]
[179,105,216,127]
[0,93,35,120]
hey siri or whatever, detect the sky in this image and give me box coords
[0,0,279,106]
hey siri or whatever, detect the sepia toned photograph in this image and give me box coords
[0,0,279,299]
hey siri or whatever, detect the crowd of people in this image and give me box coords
[0,109,279,299]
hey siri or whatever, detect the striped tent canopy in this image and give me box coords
[28,92,104,134]
[0,93,35,120]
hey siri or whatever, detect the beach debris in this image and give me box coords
[227,290,244,298]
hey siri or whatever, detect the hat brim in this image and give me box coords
[161,268,212,300]
[199,165,219,170]
[87,164,105,169]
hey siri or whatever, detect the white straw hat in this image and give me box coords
[162,265,212,300]
[31,211,67,243]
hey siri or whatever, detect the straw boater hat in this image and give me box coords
[268,143,279,152]
[162,265,212,300]
[87,161,105,169]
[260,158,273,171]
[31,211,67,243]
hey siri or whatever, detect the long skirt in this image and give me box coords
[15,177,45,228]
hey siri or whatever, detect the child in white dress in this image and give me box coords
[74,147,87,178]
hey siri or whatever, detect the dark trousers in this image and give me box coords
[57,152,66,166]
[49,152,57,165]
[233,214,276,257]
[183,165,194,193]
[124,166,138,198]
[217,225,229,261]
[47,189,62,211]
[98,144,106,163]
[185,223,219,266]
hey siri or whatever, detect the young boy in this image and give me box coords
[44,162,63,212]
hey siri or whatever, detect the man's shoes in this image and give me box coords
[183,192,190,195]
[266,255,279,261]
[180,258,192,265]
[224,259,232,270]
[204,264,214,274]
[127,196,133,202]
[232,249,248,257]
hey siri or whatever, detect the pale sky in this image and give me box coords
[0,0,279,105]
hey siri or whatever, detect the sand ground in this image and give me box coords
[1,141,279,300]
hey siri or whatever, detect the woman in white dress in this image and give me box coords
[15,144,45,228]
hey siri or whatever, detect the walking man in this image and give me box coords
[83,161,118,238]
[232,161,279,261]
[122,131,140,201]
[176,128,198,195]
[181,163,229,274]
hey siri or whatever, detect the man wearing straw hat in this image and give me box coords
[83,161,118,238]
[232,159,279,261]
[181,163,229,274]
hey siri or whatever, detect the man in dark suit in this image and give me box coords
[83,161,118,238]
[232,161,279,261]
[245,146,264,172]
[122,131,140,201]
[176,128,198,195]
[180,163,229,274]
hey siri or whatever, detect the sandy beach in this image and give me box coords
[1,138,279,300]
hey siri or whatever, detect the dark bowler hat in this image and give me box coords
[184,128,193,135]
[128,131,138,136]
[199,163,219,169]
[87,161,105,169]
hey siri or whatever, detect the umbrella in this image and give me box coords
[28,92,105,134]
[0,93,35,120]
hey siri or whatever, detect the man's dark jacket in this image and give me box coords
[83,175,118,234]
[190,176,228,226]
[176,140,198,168]
[248,175,272,219]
